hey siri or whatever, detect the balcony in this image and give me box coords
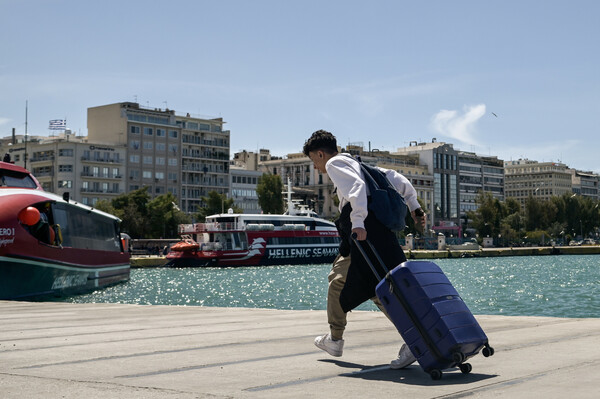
[81,156,122,164]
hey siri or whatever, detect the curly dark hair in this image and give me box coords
[303,130,338,156]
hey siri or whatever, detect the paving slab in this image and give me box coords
[1,300,599,398]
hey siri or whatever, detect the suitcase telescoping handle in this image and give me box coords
[351,232,390,281]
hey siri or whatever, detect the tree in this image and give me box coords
[257,174,284,214]
[147,192,191,238]
[468,192,501,238]
[109,187,152,238]
[94,199,117,216]
[195,191,241,221]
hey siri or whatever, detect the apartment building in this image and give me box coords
[259,153,328,216]
[230,166,262,213]
[569,169,599,201]
[458,151,504,214]
[1,132,126,205]
[88,102,230,213]
[504,159,572,207]
[395,140,460,231]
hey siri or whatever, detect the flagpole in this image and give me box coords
[24,100,28,169]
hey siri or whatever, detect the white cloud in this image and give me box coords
[430,104,486,146]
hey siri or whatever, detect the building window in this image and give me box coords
[103,167,109,177]
[144,127,153,136]
[143,156,153,164]
[59,149,73,157]
[168,158,177,166]
[58,180,72,188]
[112,168,119,177]
[130,125,140,134]
[92,167,99,177]
[131,140,140,150]
[58,165,73,173]
[143,142,153,150]
[156,143,166,151]
[169,130,178,138]
[143,171,152,179]
[130,154,140,163]
[156,157,165,165]
[129,169,139,179]
[156,128,166,137]
[155,172,164,180]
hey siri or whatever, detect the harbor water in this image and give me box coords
[54,255,599,318]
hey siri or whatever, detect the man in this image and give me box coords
[303,130,426,369]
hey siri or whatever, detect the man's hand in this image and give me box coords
[351,227,367,241]
[411,209,426,233]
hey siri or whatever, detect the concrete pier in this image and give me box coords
[1,300,598,398]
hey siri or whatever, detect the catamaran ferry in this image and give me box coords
[166,211,340,267]
[166,183,344,270]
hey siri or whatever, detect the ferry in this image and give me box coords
[166,184,340,267]
[0,160,130,300]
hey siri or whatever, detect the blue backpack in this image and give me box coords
[352,155,408,231]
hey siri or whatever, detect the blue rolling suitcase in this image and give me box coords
[353,237,494,380]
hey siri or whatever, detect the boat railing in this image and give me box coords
[178,222,242,234]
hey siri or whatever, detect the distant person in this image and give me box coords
[303,130,426,369]
[3,153,10,163]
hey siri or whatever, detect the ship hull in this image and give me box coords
[0,254,130,299]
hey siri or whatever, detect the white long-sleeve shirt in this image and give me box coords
[325,153,421,230]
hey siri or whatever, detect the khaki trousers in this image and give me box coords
[327,254,391,340]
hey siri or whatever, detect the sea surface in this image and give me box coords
[56,255,599,318]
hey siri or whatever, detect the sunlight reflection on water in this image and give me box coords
[57,255,599,318]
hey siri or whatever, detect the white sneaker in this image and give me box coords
[314,333,344,357]
[390,343,416,369]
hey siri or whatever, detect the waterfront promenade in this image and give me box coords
[1,300,598,398]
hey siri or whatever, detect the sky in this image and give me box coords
[1,1,599,172]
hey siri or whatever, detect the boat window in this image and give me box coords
[51,203,121,252]
[22,201,55,244]
[0,170,38,188]
[232,233,242,249]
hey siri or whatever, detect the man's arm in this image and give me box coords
[383,168,426,233]
[326,156,369,235]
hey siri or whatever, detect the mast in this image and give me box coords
[282,177,295,215]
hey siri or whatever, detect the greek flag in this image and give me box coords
[49,119,66,130]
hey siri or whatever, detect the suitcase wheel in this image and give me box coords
[459,363,472,374]
[452,351,466,364]
[430,369,443,380]
[482,345,495,357]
